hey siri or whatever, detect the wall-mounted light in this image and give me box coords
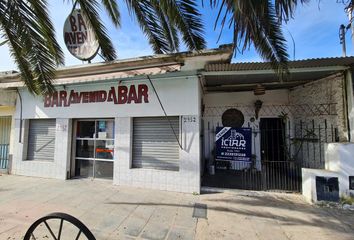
[254,100,263,119]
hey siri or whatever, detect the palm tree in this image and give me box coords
[213,0,309,76]
[0,0,205,94]
[1,0,311,95]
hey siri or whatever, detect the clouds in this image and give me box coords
[0,1,352,72]
[204,1,352,62]
[284,0,351,59]
[0,45,15,71]
[0,1,154,71]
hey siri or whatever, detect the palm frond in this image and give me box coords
[1,0,205,95]
[28,0,64,65]
[215,0,302,75]
[76,0,116,60]
[0,39,9,46]
[124,0,171,53]
[0,0,60,94]
[0,25,35,92]
[125,0,205,53]
[252,1,289,76]
[150,1,180,52]
[101,0,121,27]
[157,0,206,51]
[274,0,310,22]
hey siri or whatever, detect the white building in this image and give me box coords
[0,45,354,201]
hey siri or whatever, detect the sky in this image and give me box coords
[0,0,353,71]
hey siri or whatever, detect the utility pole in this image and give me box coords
[340,0,354,56]
[346,0,354,47]
[340,24,347,57]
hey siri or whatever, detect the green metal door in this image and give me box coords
[0,116,11,169]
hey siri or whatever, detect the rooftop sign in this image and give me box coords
[63,9,99,61]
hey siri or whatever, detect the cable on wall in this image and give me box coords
[16,89,23,143]
[146,75,183,150]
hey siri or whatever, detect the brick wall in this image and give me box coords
[289,74,347,141]
[289,74,348,169]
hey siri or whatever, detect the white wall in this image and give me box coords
[11,118,72,179]
[203,90,289,106]
[181,52,231,71]
[302,168,343,203]
[114,116,201,193]
[16,77,199,119]
[0,90,16,106]
[302,143,354,203]
[325,143,354,195]
[11,76,202,193]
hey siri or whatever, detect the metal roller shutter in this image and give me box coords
[133,117,180,171]
[0,117,11,169]
[0,116,11,144]
[27,119,56,161]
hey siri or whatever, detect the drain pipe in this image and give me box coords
[16,89,23,143]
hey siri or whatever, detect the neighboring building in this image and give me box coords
[0,70,17,173]
[201,57,354,201]
[0,45,353,201]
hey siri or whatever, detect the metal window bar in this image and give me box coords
[0,144,9,169]
[202,118,339,192]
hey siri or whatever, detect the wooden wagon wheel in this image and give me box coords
[24,212,96,240]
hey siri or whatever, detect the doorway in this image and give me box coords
[259,118,301,191]
[260,118,285,162]
[73,119,115,180]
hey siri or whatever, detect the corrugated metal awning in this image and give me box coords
[202,57,353,92]
[205,56,354,72]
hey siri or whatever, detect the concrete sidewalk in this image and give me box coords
[0,175,353,240]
